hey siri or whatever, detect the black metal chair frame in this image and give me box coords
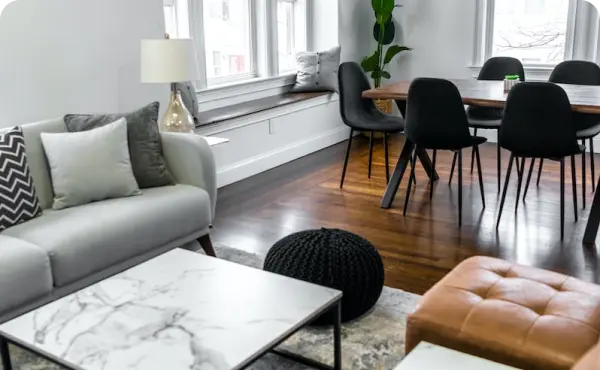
[402,78,486,227]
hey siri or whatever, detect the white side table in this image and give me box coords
[203,136,229,147]
[395,343,519,370]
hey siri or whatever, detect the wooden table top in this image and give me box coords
[362,79,600,114]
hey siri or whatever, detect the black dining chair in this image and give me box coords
[403,78,487,226]
[497,82,583,241]
[449,57,525,192]
[524,60,600,209]
[338,62,405,188]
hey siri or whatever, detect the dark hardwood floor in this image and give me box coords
[211,134,600,295]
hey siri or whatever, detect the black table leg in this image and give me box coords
[333,301,342,370]
[584,178,600,245]
[1,337,12,370]
[381,140,440,209]
[381,141,414,209]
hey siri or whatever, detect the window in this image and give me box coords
[492,0,571,65]
[202,0,253,81]
[278,0,296,73]
[163,0,190,39]
[163,0,308,89]
[474,0,595,69]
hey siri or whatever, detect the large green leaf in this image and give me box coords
[375,12,391,25]
[383,45,411,65]
[373,18,395,45]
[371,70,391,80]
[372,0,395,16]
[361,51,380,73]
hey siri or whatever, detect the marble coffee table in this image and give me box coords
[0,249,342,370]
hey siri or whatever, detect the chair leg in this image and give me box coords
[384,133,390,184]
[475,146,485,208]
[560,158,565,241]
[449,152,457,185]
[368,132,374,179]
[198,234,216,257]
[516,157,523,179]
[458,150,463,227]
[591,139,596,192]
[571,155,578,222]
[430,149,437,200]
[514,157,525,213]
[536,158,544,186]
[403,147,418,217]
[523,158,536,201]
[582,141,586,209]
[497,154,515,229]
[340,129,354,189]
[470,128,477,174]
[497,143,502,193]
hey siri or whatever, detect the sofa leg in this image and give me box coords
[198,234,217,257]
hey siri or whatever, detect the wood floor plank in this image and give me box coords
[212,134,600,295]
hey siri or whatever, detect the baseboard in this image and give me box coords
[217,126,351,187]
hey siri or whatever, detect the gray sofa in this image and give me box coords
[0,118,217,323]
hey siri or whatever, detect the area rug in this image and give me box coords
[2,245,421,370]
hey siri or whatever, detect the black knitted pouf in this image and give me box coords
[263,228,384,325]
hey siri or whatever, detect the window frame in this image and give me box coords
[165,0,309,90]
[472,0,598,77]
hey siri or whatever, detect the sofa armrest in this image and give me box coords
[161,133,217,222]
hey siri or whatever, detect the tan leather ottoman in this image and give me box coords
[406,256,600,370]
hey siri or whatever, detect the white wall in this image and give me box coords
[0,0,168,128]
[339,0,476,81]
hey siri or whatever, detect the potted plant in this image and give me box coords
[361,0,411,114]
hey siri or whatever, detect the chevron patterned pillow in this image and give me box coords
[0,127,42,231]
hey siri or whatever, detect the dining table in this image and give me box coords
[362,79,600,245]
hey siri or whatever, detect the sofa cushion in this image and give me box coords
[0,236,52,317]
[3,185,211,287]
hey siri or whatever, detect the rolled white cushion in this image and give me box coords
[41,118,141,210]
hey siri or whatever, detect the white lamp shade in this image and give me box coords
[141,39,196,83]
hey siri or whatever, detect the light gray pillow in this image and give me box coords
[291,46,341,93]
[64,102,174,189]
[41,118,141,210]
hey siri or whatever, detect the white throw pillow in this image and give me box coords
[41,118,141,210]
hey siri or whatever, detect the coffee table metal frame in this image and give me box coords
[0,298,342,370]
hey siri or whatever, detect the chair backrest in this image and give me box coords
[405,78,472,149]
[478,57,526,82]
[500,82,579,158]
[550,60,600,86]
[338,62,378,128]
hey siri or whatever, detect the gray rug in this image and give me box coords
[2,245,421,370]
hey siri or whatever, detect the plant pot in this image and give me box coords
[375,99,393,114]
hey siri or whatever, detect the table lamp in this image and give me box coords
[141,37,197,133]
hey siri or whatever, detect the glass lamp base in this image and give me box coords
[160,91,195,133]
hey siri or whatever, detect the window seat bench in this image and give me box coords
[196,91,332,127]
[194,91,347,188]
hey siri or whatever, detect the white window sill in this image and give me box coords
[468,65,554,82]
[196,73,297,103]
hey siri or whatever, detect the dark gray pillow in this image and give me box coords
[64,102,174,189]
[291,46,341,93]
